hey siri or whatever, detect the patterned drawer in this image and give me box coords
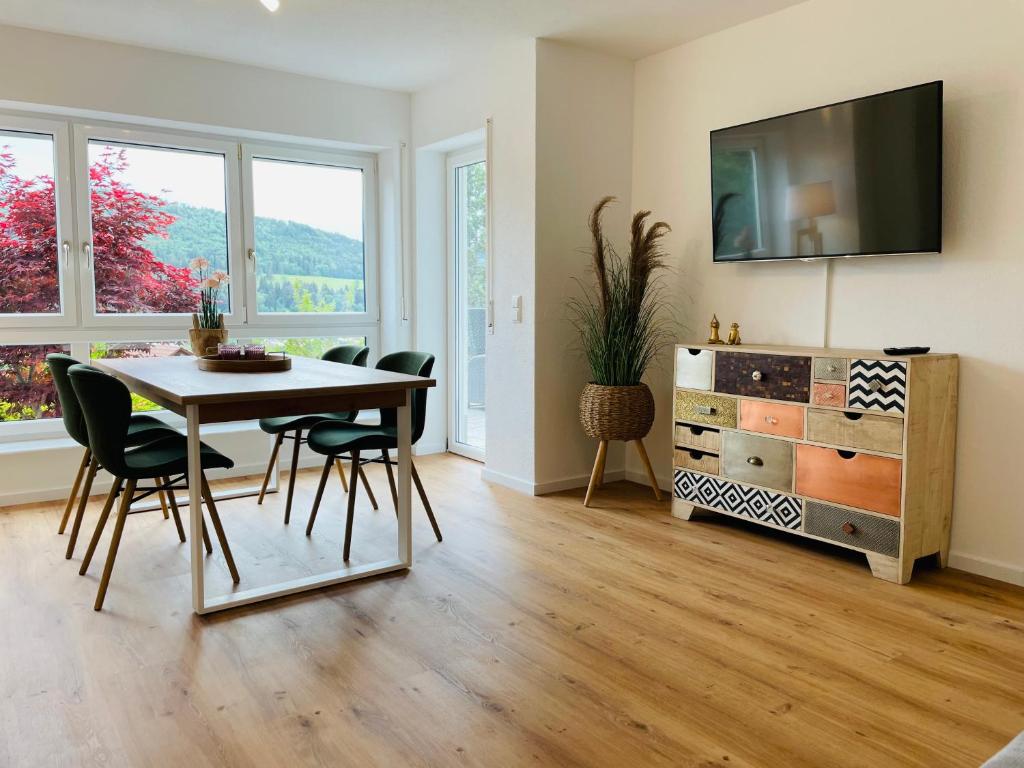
[675,347,713,390]
[812,382,846,407]
[674,391,737,429]
[813,357,848,382]
[674,423,722,453]
[804,501,900,557]
[739,400,804,439]
[848,359,907,414]
[673,448,719,475]
[673,469,801,530]
[714,352,811,403]
[805,409,904,454]
[721,432,794,493]
[795,444,903,517]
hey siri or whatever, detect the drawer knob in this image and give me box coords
[696,405,716,415]
[827,364,838,372]
[868,378,883,392]
[751,370,764,382]
[764,416,778,425]
[746,456,763,466]
[841,522,857,535]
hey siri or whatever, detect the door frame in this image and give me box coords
[446,146,486,462]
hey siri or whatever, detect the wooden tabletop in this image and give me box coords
[93,356,435,423]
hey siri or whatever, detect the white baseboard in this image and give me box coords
[947,552,1024,586]
[414,441,446,456]
[480,467,536,495]
[532,469,626,496]
[624,468,671,491]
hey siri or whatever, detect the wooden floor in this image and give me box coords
[2,453,1022,767]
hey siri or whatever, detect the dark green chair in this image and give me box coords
[304,351,440,561]
[67,364,239,611]
[256,344,373,524]
[47,353,179,560]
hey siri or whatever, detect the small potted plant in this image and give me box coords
[570,196,672,506]
[188,257,230,356]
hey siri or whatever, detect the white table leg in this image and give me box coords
[397,389,412,566]
[186,404,205,613]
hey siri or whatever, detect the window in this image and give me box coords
[85,141,231,316]
[0,343,70,421]
[90,341,189,411]
[243,145,376,325]
[0,109,380,440]
[711,146,766,259]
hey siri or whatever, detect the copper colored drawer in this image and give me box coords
[795,444,903,517]
[812,383,846,408]
[739,400,804,439]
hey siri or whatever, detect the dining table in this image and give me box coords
[93,355,435,615]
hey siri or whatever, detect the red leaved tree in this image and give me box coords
[0,146,197,419]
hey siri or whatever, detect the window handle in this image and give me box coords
[62,241,70,268]
[248,248,256,265]
[82,242,93,271]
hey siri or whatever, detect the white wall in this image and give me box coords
[412,40,538,489]
[0,24,413,505]
[534,40,635,492]
[631,0,1024,584]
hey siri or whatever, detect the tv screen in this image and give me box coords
[710,81,942,262]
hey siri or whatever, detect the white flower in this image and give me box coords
[211,270,230,283]
[190,257,211,270]
[199,278,218,290]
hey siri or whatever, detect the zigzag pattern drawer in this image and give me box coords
[848,359,907,413]
[673,469,802,530]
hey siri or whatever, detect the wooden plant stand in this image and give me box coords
[584,438,663,507]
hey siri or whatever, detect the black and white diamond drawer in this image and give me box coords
[673,469,802,530]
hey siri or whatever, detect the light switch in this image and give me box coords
[511,294,523,323]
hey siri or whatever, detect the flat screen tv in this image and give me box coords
[710,81,942,262]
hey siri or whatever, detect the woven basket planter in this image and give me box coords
[579,383,655,442]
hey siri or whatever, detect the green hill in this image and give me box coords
[146,202,364,280]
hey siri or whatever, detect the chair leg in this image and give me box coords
[306,457,335,536]
[202,519,213,555]
[58,448,91,534]
[343,450,360,561]
[411,461,442,542]
[358,462,379,511]
[381,449,399,514]
[284,429,303,524]
[80,478,124,575]
[157,481,170,520]
[94,479,136,611]
[65,456,99,560]
[257,433,284,505]
[164,477,186,543]
[201,473,239,584]
[334,457,349,493]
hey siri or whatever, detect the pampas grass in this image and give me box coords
[570,197,673,386]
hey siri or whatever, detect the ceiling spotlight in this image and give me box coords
[260,0,280,11]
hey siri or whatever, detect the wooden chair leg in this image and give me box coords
[382,449,399,514]
[633,439,663,502]
[343,450,360,561]
[65,456,99,559]
[410,461,442,542]
[257,433,284,505]
[334,457,349,493]
[157,482,170,520]
[306,457,335,536]
[164,477,186,543]
[94,479,136,611]
[80,478,123,575]
[583,441,608,508]
[59,448,91,534]
[201,473,239,584]
[357,462,378,510]
[202,519,213,555]
[284,430,303,524]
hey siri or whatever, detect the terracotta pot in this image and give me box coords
[579,383,655,441]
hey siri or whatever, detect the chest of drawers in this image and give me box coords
[672,343,958,584]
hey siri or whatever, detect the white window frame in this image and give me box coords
[240,143,378,329]
[0,107,383,442]
[446,146,486,462]
[72,124,245,329]
[0,114,79,329]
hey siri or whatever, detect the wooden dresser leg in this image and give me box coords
[671,497,713,521]
[866,553,915,584]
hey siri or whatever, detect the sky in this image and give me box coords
[1,130,364,241]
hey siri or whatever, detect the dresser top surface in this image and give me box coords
[677,343,957,362]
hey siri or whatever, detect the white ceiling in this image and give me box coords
[0,0,806,92]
